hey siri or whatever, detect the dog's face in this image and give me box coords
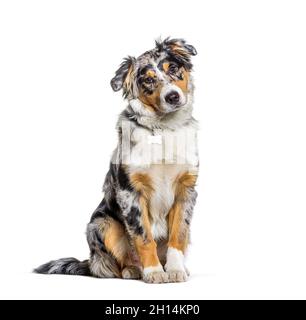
[111,38,197,115]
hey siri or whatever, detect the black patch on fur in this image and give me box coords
[136,65,157,95]
[86,222,108,255]
[90,197,122,225]
[125,206,143,235]
[90,199,107,223]
[116,165,133,191]
[155,38,197,71]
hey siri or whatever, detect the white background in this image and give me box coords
[0,0,306,300]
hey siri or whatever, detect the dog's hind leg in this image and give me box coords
[102,218,142,279]
[87,217,120,278]
[87,216,141,279]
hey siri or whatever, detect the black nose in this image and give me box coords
[165,91,180,105]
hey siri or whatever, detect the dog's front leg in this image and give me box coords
[119,173,168,283]
[165,202,190,282]
[165,172,198,282]
[133,195,169,284]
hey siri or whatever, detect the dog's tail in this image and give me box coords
[34,258,91,276]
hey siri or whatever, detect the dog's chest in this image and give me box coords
[148,164,185,240]
[128,125,198,241]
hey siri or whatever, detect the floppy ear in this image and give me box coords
[183,43,197,56]
[110,56,136,98]
[156,38,197,70]
[166,38,197,56]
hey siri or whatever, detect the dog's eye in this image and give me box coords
[169,64,179,74]
[144,77,154,84]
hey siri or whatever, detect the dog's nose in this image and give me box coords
[165,91,180,105]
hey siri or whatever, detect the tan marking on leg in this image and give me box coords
[174,171,197,201]
[168,203,189,252]
[135,236,160,268]
[168,172,197,251]
[129,173,165,283]
[130,172,154,200]
[134,195,160,268]
[104,220,130,268]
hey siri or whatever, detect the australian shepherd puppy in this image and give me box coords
[35,38,198,284]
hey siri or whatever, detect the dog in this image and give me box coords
[35,38,198,284]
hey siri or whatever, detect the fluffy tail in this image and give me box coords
[34,258,91,276]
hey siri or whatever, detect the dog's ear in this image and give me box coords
[110,56,136,98]
[164,38,197,56]
[156,38,197,70]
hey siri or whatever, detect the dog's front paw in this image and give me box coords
[143,271,169,284]
[166,270,188,283]
[143,265,169,284]
[164,248,189,282]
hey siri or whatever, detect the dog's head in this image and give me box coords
[110,38,197,115]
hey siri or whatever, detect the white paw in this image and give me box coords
[143,271,169,284]
[166,270,188,283]
[165,247,189,282]
[143,264,169,284]
[165,247,185,272]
